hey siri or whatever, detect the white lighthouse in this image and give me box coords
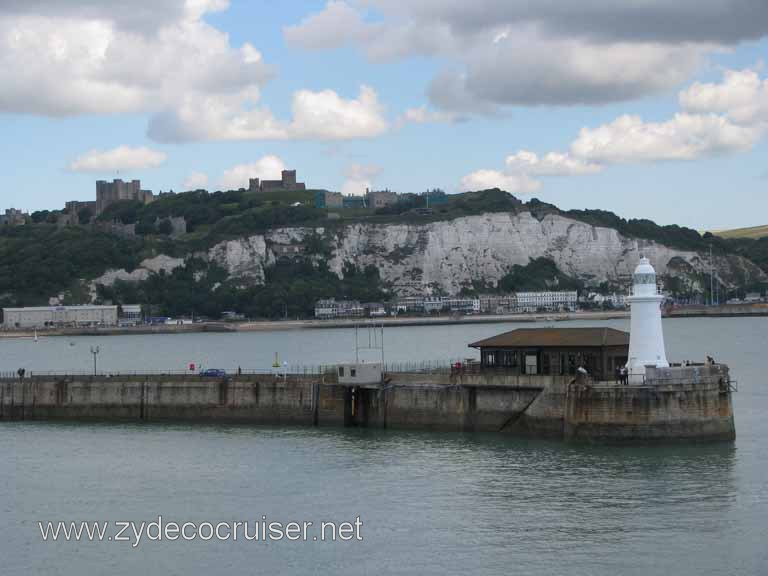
[627,257,668,380]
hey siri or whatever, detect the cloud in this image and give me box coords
[505,150,601,176]
[680,68,768,124]
[0,2,271,117]
[461,68,768,192]
[0,1,389,145]
[69,146,166,172]
[147,85,388,142]
[183,171,209,189]
[283,0,368,50]
[460,170,540,194]
[396,105,455,127]
[218,155,285,190]
[570,113,761,164]
[285,1,768,113]
[341,163,381,196]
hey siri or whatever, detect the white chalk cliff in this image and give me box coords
[91,212,764,297]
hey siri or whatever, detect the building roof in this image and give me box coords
[469,327,629,349]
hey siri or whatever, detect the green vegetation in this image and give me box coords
[0,225,143,307]
[1,185,766,315]
[498,257,584,293]
[97,259,388,319]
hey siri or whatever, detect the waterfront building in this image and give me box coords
[119,304,143,326]
[479,294,518,314]
[96,179,154,215]
[249,169,306,193]
[627,257,668,379]
[314,299,364,319]
[2,305,119,329]
[469,327,630,379]
[363,303,387,317]
[515,291,578,313]
[392,296,426,315]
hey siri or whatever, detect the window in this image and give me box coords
[338,367,345,377]
[351,369,357,377]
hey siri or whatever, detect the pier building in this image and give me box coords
[469,327,629,380]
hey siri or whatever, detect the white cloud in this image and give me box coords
[0,2,271,117]
[341,163,381,196]
[69,146,166,172]
[570,113,761,164]
[460,170,540,194]
[0,1,389,145]
[148,85,388,142]
[505,150,601,176]
[218,155,285,190]
[183,171,209,189]
[461,68,768,192]
[680,68,768,124]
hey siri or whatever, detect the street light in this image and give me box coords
[90,345,100,375]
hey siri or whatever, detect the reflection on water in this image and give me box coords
[2,316,767,575]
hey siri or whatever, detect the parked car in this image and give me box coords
[199,368,227,377]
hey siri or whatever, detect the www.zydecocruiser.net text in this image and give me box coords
[38,516,364,547]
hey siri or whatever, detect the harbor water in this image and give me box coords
[3,317,767,575]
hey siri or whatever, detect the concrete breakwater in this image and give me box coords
[0,365,735,441]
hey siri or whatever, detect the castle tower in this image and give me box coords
[627,257,668,379]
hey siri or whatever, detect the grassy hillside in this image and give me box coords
[712,225,768,240]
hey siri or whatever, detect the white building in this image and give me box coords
[314,299,364,319]
[515,291,578,313]
[2,305,119,329]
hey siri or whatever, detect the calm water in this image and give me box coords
[3,317,768,575]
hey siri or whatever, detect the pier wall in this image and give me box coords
[0,368,735,441]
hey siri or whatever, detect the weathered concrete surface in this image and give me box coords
[0,367,735,441]
[564,365,735,441]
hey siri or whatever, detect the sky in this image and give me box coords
[0,0,767,230]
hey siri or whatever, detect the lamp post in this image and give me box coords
[90,345,100,375]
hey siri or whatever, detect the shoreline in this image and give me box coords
[0,304,765,339]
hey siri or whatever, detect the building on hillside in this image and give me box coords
[422,189,449,206]
[342,195,367,209]
[249,169,306,193]
[516,291,578,313]
[2,305,119,329]
[57,200,97,227]
[315,190,344,209]
[365,189,398,209]
[314,299,364,319]
[96,179,154,215]
[0,208,29,226]
[272,243,305,259]
[469,327,630,379]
